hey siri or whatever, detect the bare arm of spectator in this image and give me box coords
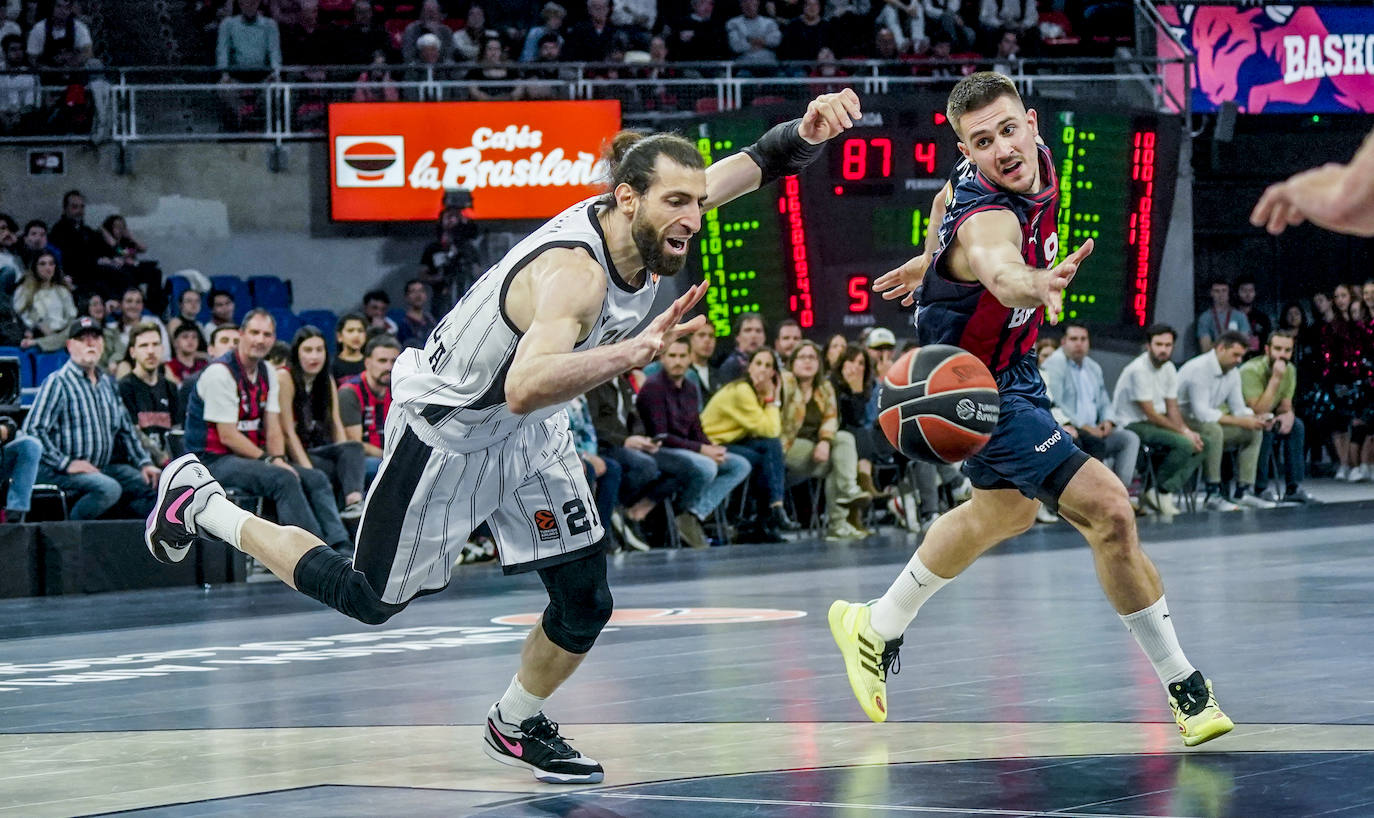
[276,375,313,467]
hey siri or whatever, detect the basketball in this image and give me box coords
[877,345,1000,464]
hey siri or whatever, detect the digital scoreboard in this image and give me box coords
[688,100,1179,339]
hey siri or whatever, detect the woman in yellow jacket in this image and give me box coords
[701,347,798,542]
[780,341,870,540]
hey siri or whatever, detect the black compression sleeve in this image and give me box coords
[742,118,825,186]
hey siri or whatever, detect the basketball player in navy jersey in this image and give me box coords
[143,90,865,784]
[831,73,1233,747]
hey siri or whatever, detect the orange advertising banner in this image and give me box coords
[328,100,622,221]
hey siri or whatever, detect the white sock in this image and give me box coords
[497,674,547,725]
[196,493,252,550]
[1119,596,1196,686]
[868,551,951,641]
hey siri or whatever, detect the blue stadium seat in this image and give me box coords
[249,275,293,310]
[35,351,69,383]
[269,309,301,340]
[210,275,252,324]
[0,347,34,390]
[297,309,338,334]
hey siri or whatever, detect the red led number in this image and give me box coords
[914,142,937,174]
[841,138,893,180]
[848,276,869,313]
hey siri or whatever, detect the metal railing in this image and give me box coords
[0,53,1192,146]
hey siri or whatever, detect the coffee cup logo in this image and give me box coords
[335,136,405,187]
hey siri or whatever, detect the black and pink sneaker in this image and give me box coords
[481,703,604,784]
[145,453,225,564]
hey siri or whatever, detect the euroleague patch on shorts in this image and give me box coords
[532,509,560,541]
[492,608,808,627]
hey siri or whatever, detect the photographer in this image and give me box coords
[418,196,482,314]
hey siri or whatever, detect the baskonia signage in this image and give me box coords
[1159,4,1374,114]
[328,100,622,221]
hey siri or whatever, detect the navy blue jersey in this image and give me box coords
[917,143,1060,378]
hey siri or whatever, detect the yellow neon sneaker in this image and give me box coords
[828,600,903,723]
[1168,670,1234,747]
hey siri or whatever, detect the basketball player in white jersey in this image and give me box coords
[143,89,864,784]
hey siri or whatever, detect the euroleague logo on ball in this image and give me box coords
[335,135,405,187]
[956,397,998,423]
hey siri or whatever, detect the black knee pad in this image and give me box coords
[294,545,406,626]
[537,546,613,654]
[1034,448,1091,514]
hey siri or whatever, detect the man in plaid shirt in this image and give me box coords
[23,316,161,519]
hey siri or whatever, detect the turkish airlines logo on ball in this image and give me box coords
[335,135,405,187]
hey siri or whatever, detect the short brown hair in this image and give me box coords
[130,321,163,348]
[1268,328,1297,343]
[946,72,1022,139]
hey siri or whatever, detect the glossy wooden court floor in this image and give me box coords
[4,496,1374,817]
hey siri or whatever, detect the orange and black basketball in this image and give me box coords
[877,345,1000,464]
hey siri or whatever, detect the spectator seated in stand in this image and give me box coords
[279,326,367,519]
[183,309,352,552]
[331,311,367,383]
[727,0,782,67]
[781,339,869,540]
[0,413,42,523]
[453,4,494,63]
[109,287,171,373]
[718,311,768,383]
[178,325,240,425]
[17,219,60,272]
[779,0,830,64]
[202,288,237,340]
[216,0,282,81]
[1234,274,1271,355]
[402,0,455,63]
[338,333,397,488]
[166,288,207,347]
[166,321,209,385]
[520,2,567,62]
[1240,329,1315,504]
[26,0,95,71]
[48,190,103,298]
[587,371,679,549]
[1197,277,1250,354]
[567,392,631,550]
[1177,330,1274,511]
[1110,323,1207,516]
[686,321,722,405]
[14,250,77,352]
[701,346,798,542]
[830,341,887,512]
[96,215,162,312]
[563,0,620,62]
[1040,321,1140,503]
[0,35,42,135]
[636,338,751,549]
[396,278,438,350]
[118,322,181,468]
[361,289,398,335]
[23,317,160,520]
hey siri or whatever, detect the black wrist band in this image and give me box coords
[742,118,824,186]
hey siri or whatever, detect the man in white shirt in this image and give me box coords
[1176,330,1274,511]
[1111,324,1207,515]
[727,0,782,65]
[1041,322,1140,497]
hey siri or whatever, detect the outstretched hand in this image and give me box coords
[872,253,931,307]
[1039,239,1093,325]
[627,281,709,368]
[798,88,862,145]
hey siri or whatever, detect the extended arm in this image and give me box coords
[503,249,708,415]
[953,209,1093,322]
[1251,128,1374,237]
[703,89,863,212]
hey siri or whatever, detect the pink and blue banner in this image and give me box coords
[1159,4,1374,113]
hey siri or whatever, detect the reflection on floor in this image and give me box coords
[2,501,1372,817]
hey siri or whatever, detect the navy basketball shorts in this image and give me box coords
[961,358,1086,504]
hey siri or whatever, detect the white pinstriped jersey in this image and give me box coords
[390,195,659,454]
